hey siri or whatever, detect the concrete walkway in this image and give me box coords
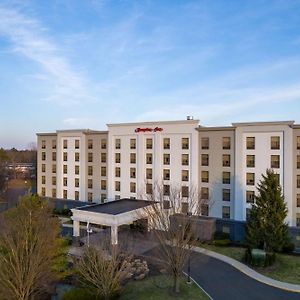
[193,246,300,293]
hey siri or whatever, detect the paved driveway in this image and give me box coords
[143,247,300,300]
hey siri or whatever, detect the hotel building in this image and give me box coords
[37,119,300,227]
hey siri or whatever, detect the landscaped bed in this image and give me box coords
[199,243,300,285]
[61,275,209,300]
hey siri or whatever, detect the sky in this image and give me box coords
[1,0,300,149]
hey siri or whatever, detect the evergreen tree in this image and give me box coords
[246,169,288,253]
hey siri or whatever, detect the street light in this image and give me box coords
[86,222,93,247]
[187,211,192,284]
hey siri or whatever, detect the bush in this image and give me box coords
[62,288,99,300]
[53,207,71,216]
[265,252,276,267]
[281,241,295,253]
[244,248,276,267]
[213,231,230,240]
[213,239,231,246]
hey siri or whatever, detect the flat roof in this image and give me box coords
[107,119,200,127]
[75,199,152,215]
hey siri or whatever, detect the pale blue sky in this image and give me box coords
[1,0,300,148]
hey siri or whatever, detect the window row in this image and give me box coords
[246,136,281,150]
[201,171,231,184]
[201,137,231,150]
[246,155,280,169]
[201,154,231,167]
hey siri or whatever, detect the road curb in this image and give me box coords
[193,246,300,293]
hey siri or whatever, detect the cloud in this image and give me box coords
[0,5,96,106]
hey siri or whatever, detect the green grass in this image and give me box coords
[198,243,300,285]
[120,275,209,300]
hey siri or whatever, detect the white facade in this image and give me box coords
[37,119,300,226]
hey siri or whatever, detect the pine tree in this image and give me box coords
[246,169,288,253]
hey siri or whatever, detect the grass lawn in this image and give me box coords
[120,275,209,300]
[198,243,300,285]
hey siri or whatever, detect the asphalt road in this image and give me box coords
[143,247,300,300]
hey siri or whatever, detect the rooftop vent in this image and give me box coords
[186,116,194,120]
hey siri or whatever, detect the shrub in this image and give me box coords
[214,231,230,240]
[281,241,295,253]
[264,252,276,267]
[244,248,276,267]
[62,288,99,300]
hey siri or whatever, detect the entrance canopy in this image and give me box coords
[71,199,153,245]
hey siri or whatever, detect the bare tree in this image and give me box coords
[139,182,209,294]
[75,240,133,300]
[0,194,66,300]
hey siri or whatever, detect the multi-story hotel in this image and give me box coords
[37,118,300,227]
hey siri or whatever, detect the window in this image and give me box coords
[163,185,170,196]
[146,153,152,164]
[52,152,56,161]
[63,140,68,149]
[52,140,56,149]
[101,180,106,190]
[182,170,189,181]
[63,165,67,174]
[163,169,170,180]
[246,155,255,168]
[223,189,230,201]
[75,178,79,187]
[88,193,93,202]
[164,138,170,149]
[101,153,106,163]
[88,166,93,176]
[163,154,170,165]
[271,136,280,150]
[182,186,189,197]
[63,190,67,199]
[130,153,136,164]
[201,137,209,150]
[201,187,209,199]
[297,216,300,227]
[182,154,189,166]
[223,154,230,167]
[246,191,255,203]
[223,172,230,184]
[246,137,255,150]
[115,138,121,149]
[75,139,80,149]
[181,202,188,214]
[146,138,153,149]
[271,155,280,169]
[297,175,300,188]
[222,206,230,219]
[297,155,300,169]
[130,182,136,193]
[101,139,107,149]
[41,140,46,149]
[201,204,209,216]
[42,152,46,161]
[52,189,56,198]
[130,139,136,149]
[75,152,80,162]
[115,181,121,192]
[75,191,79,201]
[297,194,300,207]
[115,167,121,177]
[115,153,121,163]
[246,173,255,185]
[101,166,106,177]
[101,194,106,202]
[201,171,209,183]
[42,164,46,172]
[88,139,93,149]
[223,137,231,150]
[41,187,46,197]
[146,183,152,194]
[88,152,93,163]
[88,179,93,189]
[201,154,209,166]
[63,177,67,187]
[146,168,152,179]
[42,176,46,184]
[52,164,56,173]
[297,136,300,150]
[182,138,189,150]
[52,176,56,185]
[75,165,79,175]
[130,168,136,178]
[63,152,68,161]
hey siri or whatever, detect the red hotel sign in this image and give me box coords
[135,127,163,133]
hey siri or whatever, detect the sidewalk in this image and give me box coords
[193,246,300,293]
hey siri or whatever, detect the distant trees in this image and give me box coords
[246,169,289,253]
[0,194,67,300]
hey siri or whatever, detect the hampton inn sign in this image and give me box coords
[134,127,163,133]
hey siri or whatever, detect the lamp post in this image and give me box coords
[86,222,93,247]
[187,211,192,284]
